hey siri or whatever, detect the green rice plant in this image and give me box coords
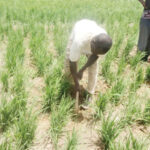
[0,140,12,150]
[58,75,72,99]
[98,114,122,150]
[43,59,64,111]
[0,98,16,131]
[11,68,26,98]
[65,129,78,150]
[14,111,36,150]
[96,92,110,116]
[29,25,52,76]
[110,79,125,104]
[130,67,144,92]
[50,96,73,149]
[1,71,9,92]
[109,32,124,60]
[53,23,70,55]
[145,66,150,82]
[0,96,26,132]
[101,59,115,84]
[122,36,135,60]
[128,132,146,150]
[110,132,147,150]
[143,99,150,124]
[123,94,142,125]
[129,52,145,68]
[117,56,127,75]
[6,29,24,74]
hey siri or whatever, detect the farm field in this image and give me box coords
[0,0,150,149]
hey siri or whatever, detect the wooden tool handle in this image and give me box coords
[75,91,79,112]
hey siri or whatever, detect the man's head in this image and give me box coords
[91,33,112,55]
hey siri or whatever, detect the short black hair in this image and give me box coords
[91,33,112,55]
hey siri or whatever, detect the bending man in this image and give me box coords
[65,19,112,95]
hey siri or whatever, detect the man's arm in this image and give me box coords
[138,0,146,8]
[69,61,80,91]
[78,54,98,80]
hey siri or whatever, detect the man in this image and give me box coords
[138,0,150,61]
[65,19,112,95]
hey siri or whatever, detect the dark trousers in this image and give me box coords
[138,18,150,57]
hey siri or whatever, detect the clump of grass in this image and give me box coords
[50,96,73,148]
[65,129,78,150]
[98,115,122,150]
[145,66,150,82]
[14,111,36,150]
[1,71,9,92]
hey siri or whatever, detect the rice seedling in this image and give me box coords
[14,111,36,150]
[130,67,144,92]
[96,92,110,116]
[43,58,64,111]
[129,51,145,68]
[1,71,9,92]
[50,96,73,148]
[65,129,78,150]
[29,25,52,76]
[143,99,150,124]
[98,114,122,150]
[0,139,12,150]
[110,133,147,150]
[6,29,24,74]
[145,66,150,82]
[0,98,16,131]
[117,56,127,75]
[0,95,27,132]
[110,78,125,104]
[123,94,142,125]
[11,68,26,98]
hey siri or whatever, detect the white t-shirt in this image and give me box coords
[69,19,107,62]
